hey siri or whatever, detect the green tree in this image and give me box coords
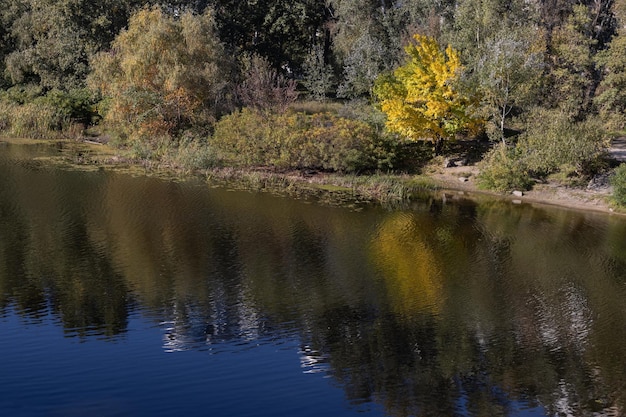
[337,33,390,98]
[449,0,537,65]
[374,34,481,154]
[2,0,144,91]
[328,0,388,63]
[302,44,335,101]
[475,29,543,142]
[329,0,458,99]
[548,4,598,119]
[537,1,616,119]
[595,0,626,129]
[397,0,456,34]
[329,0,407,99]
[446,0,543,139]
[88,6,235,144]
[207,0,328,74]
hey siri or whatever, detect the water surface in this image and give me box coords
[1,142,625,416]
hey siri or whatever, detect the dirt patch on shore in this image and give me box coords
[429,164,617,215]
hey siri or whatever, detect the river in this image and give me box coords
[1,142,625,416]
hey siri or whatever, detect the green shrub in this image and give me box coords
[39,89,98,124]
[282,112,376,172]
[337,99,387,129]
[518,108,609,178]
[211,108,277,166]
[211,108,397,173]
[166,137,221,172]
[477,143,533,191]
[611,164,626,207]
[0,84,44,105]
[128,135,172,161]
[0,86,97,138]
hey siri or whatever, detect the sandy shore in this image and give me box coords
[429,164,618,215]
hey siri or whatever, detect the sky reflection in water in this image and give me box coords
[1,143,625,416]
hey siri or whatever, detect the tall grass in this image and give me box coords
[0,101,67,139]
[0,101,88,140]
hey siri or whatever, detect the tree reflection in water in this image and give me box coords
[0,143,625,416]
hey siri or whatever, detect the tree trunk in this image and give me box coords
[434,137,444,156]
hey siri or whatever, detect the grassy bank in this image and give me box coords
[3,137,438,207]
[3,136,623,216]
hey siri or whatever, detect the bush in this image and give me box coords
[518,108,609,178]
[477,143,533,191]
[166,137,221,172]
[0,86,96,139]
[237,54,298,113]
[0,84,44,105]
[611,164,626,207]
[287,112,382,172]
[39,89,98,124]
[211,108,398,173]
[210,108,277,166]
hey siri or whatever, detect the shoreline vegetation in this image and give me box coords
[2,136,620,216]
[1,1,626,215]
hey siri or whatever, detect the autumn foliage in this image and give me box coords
[374,34,481,153]
[88,6,234,144]
[211,108,396,173]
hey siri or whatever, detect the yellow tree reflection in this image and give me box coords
[370,213,444,316]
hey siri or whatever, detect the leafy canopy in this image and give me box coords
[373,34,480,151]
[88,5,234,143]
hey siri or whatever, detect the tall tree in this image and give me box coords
[2,0,144,90]
[548,4,599,118]
[449,0,538,68]
[398,0,457,35]
[328,0,404,98]
[595,0,626,128]
[337,33,390,98]
[535,1,616,118]
[302,44,335,101]
[88,6,235,143]
[449,0,543,131]
[474,28,544,142]
[374,34,481,154]
[208,0,328,73]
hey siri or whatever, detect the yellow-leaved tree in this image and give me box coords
[374,34,481,154]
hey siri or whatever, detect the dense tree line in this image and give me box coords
[0,0,623,117]
[0,0,625,191]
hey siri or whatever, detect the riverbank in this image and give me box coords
[204,152,624,216]
[2,137,622,215]
[425,138,626,215]
[196,146,621,215]
[428,163,617,214]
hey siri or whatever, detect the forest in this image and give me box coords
[0,0,625,197]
